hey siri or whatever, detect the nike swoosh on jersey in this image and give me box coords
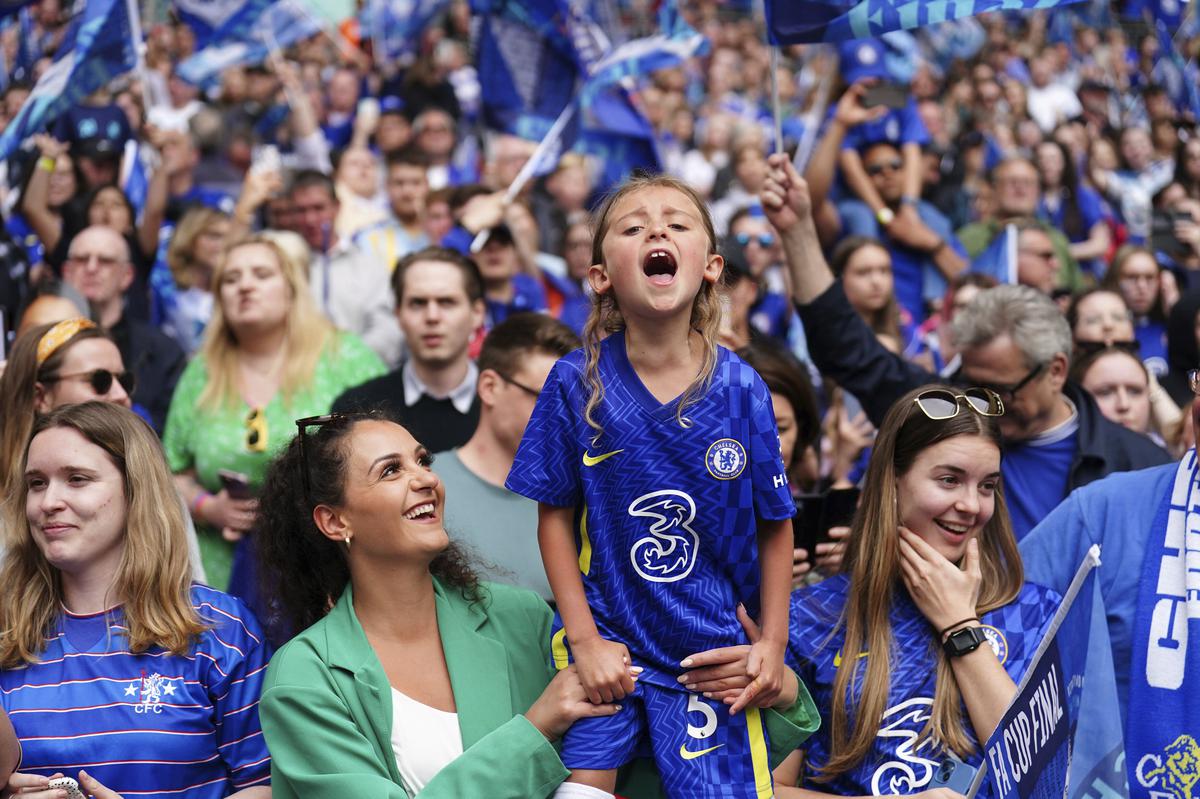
[679,743,725,760]
[582,449,624,466]
[832,649,869,668]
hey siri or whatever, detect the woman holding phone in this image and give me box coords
[772,386,1058,796]
[163,234,384,595]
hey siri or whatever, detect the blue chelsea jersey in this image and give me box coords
[786,575,1060,795]
[506,332,795,687]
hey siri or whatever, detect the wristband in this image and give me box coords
[37,156,56,172]
[900,195,920,207]
[938,616,979,640]
[191,490,212,516]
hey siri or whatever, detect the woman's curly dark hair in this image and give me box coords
[255,412,482,634]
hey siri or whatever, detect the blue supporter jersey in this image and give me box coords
[840,98,930,151]
[484,273,549,328]
[787,575,1059,796]
[1,585,271,798]
[506,332,795,687]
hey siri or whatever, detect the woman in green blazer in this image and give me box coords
[255,414,819,798]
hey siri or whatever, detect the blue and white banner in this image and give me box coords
[968,546,1128,799]
[969,223,1018,286]
[173,0,255,48]
[1153,18,1200,122]
[176,0,320,85]
[0,0,137,162]
[366,0,453,63]
[764,0,1089,44]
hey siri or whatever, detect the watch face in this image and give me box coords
[946,626,985,656]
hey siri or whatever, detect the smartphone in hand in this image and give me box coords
[217,469,254,500]
[861,81,908,109]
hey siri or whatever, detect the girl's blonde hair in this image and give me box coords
[167,207,229,290]
[197,234,335,411]
[582,174,723,443]
[0,403,205,668]
[815,385,1022,781]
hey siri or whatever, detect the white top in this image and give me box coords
[390,688,463,792]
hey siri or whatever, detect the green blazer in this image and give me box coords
[259,579,819,798]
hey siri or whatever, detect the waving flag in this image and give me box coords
[969,224,1018,285]
[0,0,137,162]
[176,0,321,85]
[765,0,1088,44]
[173,0,257,48]
[1153,18,1200,122]
[366,0,453,62]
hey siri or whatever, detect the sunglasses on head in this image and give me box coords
[734,231,776,248]
[866,159,904,177]
[42,368,136,396]
[246,407,268,453]
[295,413,360,505]
[913,387,1005,420]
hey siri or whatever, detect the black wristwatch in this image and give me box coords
[942,626,987,658]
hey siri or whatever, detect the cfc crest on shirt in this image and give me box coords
[706,438,747,479]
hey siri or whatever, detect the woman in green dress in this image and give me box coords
[163,233,385,595]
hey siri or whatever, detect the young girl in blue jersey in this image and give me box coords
[773,385,1060,796]
[507,174,803,798]
[0,403,271,799]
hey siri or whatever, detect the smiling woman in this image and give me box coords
[774,386,1060,798]
[0,402,271,799]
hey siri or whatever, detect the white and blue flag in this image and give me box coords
[366,0,453,63]
[765,0,1089,44]
[0,0,137,162]
[176,0,320,86]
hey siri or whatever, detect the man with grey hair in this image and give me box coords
[761,155,1169,538]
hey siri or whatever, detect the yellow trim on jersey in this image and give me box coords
[746,706,773,799]
[578,505,593,575]
[551,628,570,671]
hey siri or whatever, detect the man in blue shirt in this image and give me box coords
[838,139,968,323]
[766,155,1169,540]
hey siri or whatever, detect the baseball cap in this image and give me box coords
[839,39,891,85]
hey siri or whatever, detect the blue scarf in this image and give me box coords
[1128,451,1200,799]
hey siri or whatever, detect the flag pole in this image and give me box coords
[792,57,832,172]
[470,102,579,253]
[124,0,154,113]
[769,47,784,154]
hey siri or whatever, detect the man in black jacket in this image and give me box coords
[761,154,1169,538]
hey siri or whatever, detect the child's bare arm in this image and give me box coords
[731,517,793,713]
[538,503,636,704]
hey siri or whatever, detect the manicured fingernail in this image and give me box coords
[680,657,693,667]
[703,691,713,698]
[630,666,644,674]
[676,674,688,682]
[685,683,696,691]
[614,705,622,710]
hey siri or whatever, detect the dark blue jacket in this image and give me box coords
[796,282,1171,492]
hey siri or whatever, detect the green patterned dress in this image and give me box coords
[163,332,386,589]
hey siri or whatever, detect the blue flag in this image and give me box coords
[176,0,321,85]
[0,0,137,162]
[971,546,1128,799]
[173,0,256,48]
[764,0,1089,44]
[365,0,453,63]
[1153,18,1200,123]
[969,224,1018,285]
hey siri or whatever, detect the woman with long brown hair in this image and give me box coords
[0,402,270,799]
[774,386,1059,796]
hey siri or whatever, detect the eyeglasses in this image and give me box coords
[959,363,1045,404]
[914,388,1005,420]
[42,368,136,395]
[1074,339,1140,359]
[734,231,776,248]
[295,413,352,505]
[865,160,903,177]
[246,407,268,453]
[1019,248,1057,262]
[496,372,541,398]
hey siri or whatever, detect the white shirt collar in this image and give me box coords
[402,360,478,415]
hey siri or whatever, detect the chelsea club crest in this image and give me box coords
[981,625,1008,665]
[706,438,747,480]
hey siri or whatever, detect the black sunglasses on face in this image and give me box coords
[866,160,904,176]
[957,363,1045,404]
[42,368,136,396]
